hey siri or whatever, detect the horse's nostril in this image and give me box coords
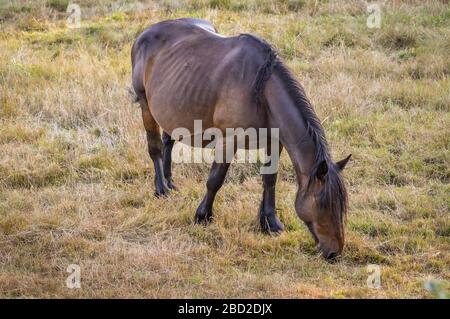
[326,252,338,260]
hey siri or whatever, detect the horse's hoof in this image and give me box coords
[195,211,213,225]
[195,202,213,224]
[167,180,178,191]
[260,214,284,235]
[194,214,212,226]
[154,185,170,198]
[154,191,167,198]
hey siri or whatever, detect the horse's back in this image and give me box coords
[133,19,269,133]
[132,18,217,101]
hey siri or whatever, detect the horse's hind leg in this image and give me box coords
[162,131,177,190]
[195,161,231,224]
[259,145,284,234]
[140,100,169,197]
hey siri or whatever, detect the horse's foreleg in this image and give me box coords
[162,131,177,190]
[259,145,284,234]
[195,161,231,224]
[141,101,169,197]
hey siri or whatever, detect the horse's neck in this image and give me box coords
[264,74,316,187]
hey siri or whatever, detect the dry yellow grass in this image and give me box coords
[0,0,449,298]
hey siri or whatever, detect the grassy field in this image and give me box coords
[0,0,449,298]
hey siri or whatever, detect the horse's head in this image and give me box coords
[295,154,351,261]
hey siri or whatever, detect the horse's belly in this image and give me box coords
[149,79,218,133]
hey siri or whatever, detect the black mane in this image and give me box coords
[251,37,348,227]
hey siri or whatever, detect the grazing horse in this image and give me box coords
[131,18,351,260]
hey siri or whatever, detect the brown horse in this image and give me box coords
[131,18,351,260]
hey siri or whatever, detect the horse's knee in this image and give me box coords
[146,132,162,159]
[148,147,162,159]
[262,173,277,188]
[162,132,174,147]
[206,177,221,193]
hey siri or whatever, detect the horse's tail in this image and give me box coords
[241,34,278,106]
[128,85,140,104]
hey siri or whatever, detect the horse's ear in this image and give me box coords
[316,160,328,180]
[336,154,352,171]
